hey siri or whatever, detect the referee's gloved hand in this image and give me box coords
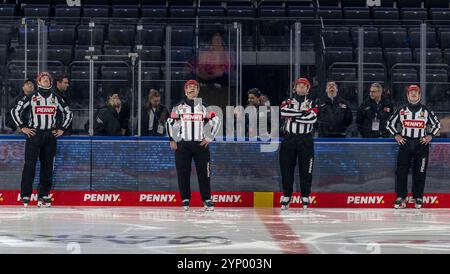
[52,129,64,138]
[200,139,210,148]
[420,135,432,145]
[394,134,406,145]
[21,127,36,138]
[169,141,178,151]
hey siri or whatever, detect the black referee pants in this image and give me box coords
[21,130,57,198]
[175,141,212,202]
[396,139,430,199]
[279,134,314,198]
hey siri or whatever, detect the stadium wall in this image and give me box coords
[1,136,449,207]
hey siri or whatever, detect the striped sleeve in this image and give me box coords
[204,114,221,142]
[427,109,441,136]
[10,94,31,128]
[386,108,400,136]
[57,95,73,130]
[280,103,304,117]
[294,110,317,124]
[166,106,180,141]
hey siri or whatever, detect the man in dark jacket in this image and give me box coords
[93,93,122,136]
[141,89,169,136]
[54,75,72,134]
[317,81,353,137]
[6,78,35,132]
[356,83,393,138]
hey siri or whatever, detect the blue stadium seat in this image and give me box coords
[287,6,314,18]
[323,27,352,47]
[260,5,286,18]
[413,48,443,63]
[330,68,357,81]
[83,5,109,18]
[171,26,194,47]
[373,7,400,26]
[138,46,163,62]
[397,0,422,8]
[55,5,81,23]
[19,24,39,45]
[359,47,383,63]
[0,44,7,66]
[0,25,11,45]
[112,5,139,18]
[169,46,193,62]
[13,45,38,61]
[77,24,105,46]
[198,5,225,17]
[318,0,340,6]
[137,25,164,46]
[344,7,371,25]
[444,48,450,63]
[341,0,367,7]
[425,0,450,8]
[438,28,450,49]
[325,47,354,68]
[380,27,409,48]
[103,45,132,65]
[141,5,168,18]
[0,4,15,17]
[23,4,50,17]
[227,5,255,17]
[48,45,73,66]
[48,24,76,46]
[108,24,136,46]
[384,48,413,69]
[401,8,428,26]
[318,7,342,24]
[73,45,102,62]
[170,6,196,18]
[364,69,386,83]
[351,27,380,47]
[430,8,450,25]
[408,28,437,48]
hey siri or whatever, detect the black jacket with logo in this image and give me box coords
[317,96,353,137]
[356,97,393,138]
[93,107,122,136]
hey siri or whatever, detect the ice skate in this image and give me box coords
[280,196,291,210]
[203,200,214,211]
[37,196,52,208]
[394,197,406,209]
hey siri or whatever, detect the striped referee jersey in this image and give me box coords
[387,103,440,138]
[166,99,221,142]
[11,88,73,131]
[280,95,318,135]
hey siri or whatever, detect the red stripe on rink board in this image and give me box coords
[0,190,254,207]
[257,209,310,254]
[273,192,450,208]
[0,190,449,208]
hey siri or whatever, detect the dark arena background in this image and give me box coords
[1,0,450,257]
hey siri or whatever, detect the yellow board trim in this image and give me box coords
[253,192,274,208]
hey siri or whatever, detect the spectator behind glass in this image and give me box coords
[141,89,169,136]
[188,32,232,113]
[356,83,393,138]
[260,94,271,107]
[54,75,72,135]
[5,78,35,133]
[317,81,353,138]
[92,93,123,136]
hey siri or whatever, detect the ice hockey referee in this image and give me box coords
[387,84,441,209]
[166,80,221,211]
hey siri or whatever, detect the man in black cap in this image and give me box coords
[6,78,35,132]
